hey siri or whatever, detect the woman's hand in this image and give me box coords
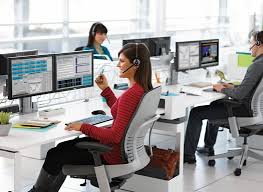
[65,123,83,131]
[95,74,109,91]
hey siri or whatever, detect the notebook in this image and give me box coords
[13,119,60,129]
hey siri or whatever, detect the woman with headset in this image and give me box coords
[83,22,113,61]
[28,43,152,192]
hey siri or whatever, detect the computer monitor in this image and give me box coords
[175,41,200,71]
[175,39,219,71]
[122,36,171,56]
[149,37,171,56]
[0,50,38,76]
[54,51,93,92]
[200,39,219,68]
[123,38,151,53]
[8,54,54,99]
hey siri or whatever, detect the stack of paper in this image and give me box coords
[13,119,60,129]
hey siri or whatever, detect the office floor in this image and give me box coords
[1,125,263,192]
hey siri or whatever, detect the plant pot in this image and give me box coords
[0,123,12,136]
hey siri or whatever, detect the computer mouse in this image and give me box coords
[91,110,106,115]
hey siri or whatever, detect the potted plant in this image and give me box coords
[0,112,12,136]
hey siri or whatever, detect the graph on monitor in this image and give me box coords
[55,51,93,91]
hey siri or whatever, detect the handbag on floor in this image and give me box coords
[137,146,180,180]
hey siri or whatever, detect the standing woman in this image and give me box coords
[83,22,113,61]
[28,43,152,192]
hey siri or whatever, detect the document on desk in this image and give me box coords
[180,86,202,96]
[13,119,60,129]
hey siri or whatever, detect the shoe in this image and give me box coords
[184,154,196,164]
[197,146,214,156]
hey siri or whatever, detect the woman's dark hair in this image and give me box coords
[87,22,108,47]
[118,43,153,92]
[251,31,263,45]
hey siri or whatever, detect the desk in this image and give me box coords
[159,84,225,120]
[1,85,225,192]
[0,98,112,192]
[122,84,226,192]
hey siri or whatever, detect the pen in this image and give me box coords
[100,69,104,76]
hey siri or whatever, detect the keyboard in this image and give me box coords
[74,115,113,125]
[187,82,212,88]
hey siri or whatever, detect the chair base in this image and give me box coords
[207,143,263,176]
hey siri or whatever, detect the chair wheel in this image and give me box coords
[234,168,241,176]
[243,160,247,166]
[208,160,216,167]
[227,156,234,160]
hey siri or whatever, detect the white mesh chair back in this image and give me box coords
[122,86,161,168]
[237,77,263,127]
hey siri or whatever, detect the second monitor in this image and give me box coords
[55,51,93,92]
[175,39,219,71]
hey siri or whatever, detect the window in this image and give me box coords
[0,0,14,40]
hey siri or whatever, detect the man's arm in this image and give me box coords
[221,63,262,100]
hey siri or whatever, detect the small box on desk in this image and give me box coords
[159,94,187,120]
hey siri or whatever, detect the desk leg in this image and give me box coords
[175,124,185,176]
[14,152,22,192]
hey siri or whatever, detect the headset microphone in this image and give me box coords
[249,43,257,51]
[122,63,135,73]
[122,43,141,74]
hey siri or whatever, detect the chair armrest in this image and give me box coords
[75,141,112,153]
[216,99,243,117]
[75,141,112,166]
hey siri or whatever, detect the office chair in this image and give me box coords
[74,46,85,51]
[62,86,161,192]
[207,78,263,176]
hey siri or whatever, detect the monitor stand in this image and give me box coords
[19,97,38,114]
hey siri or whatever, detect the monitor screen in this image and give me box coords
[176,41,200,71]
[0,50,38,76]
[149,37,171,56]
[122,36,171,56]
[200,39,219,68]
[8,54,53,99]
[123,38,151,54]
[54,51,93,92]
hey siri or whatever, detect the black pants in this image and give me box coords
[184,100,250,156]
[43,137,99,176]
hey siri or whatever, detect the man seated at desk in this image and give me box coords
[184,31,263,163]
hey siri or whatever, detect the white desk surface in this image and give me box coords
[0,98,112,152]
[0,84,225,152]
[164,84,225,105]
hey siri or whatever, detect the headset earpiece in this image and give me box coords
[91,22,100,36]
[255,32,261,46]
[133,43,141,66]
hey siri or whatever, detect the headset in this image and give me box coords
[255,31,261,46]
[91,22,110,44]
[133,43,141,66]
[122,43,141,73]
[250,31,262,51]
[91,22,101,36]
